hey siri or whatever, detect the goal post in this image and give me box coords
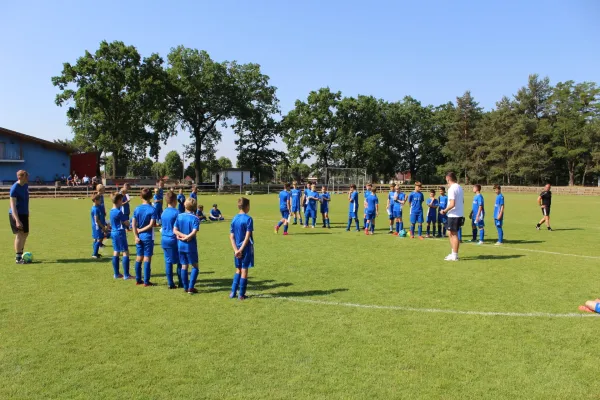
[322,168,368,194]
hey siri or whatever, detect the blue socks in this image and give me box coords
[239,278,248,298]
[410,224,415,236]
[92,241,100,256]
[347,218,352,230]
[365,221,370,231]
[497,227,503,243]
[458,228,462,241]
[479,229,484,242]
[176,264,182,287]
[143,261,151,284]
[472,228,477,241]
[135,261,142,282]
[112,256,120,277]
[418,224,422,237]
[284,224,288,233]
[181,268,189,291]
[355,218,360,230]
[396,222,400,233]
[123,256,130,277]
[277,221,283,228]
[189,268,199,290]
[166,262,174,287]
[231,273,241,296]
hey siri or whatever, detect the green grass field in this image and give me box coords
[1,191,600,399]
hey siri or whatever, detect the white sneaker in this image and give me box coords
[477,241,483,245]
[495,242,503,246]
[444,254,459,261]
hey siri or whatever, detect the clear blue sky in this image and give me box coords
[1,0,599,166]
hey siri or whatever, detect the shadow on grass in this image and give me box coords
[550,228,583,231]
[266,288,349,298]
[54,258,109,263]
[461,254,524,260]
[199,278,294,294]
[152,271,215,278]
[503,239,544,244]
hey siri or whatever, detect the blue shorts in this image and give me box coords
[438,214,448,224]
[154,205,163,218]
[427,214,437,224]
[111,231,128,252]
[92,227,104,240]
[161,238,179,264]
[291,204,300,213]
[410,213,424,224]
[136,239,154,257]
[494,218,503,227]
[320,206,329,214]
[179,250,199,266]
[234,246,254,269]
[387,209,394,220]
[595,303,600,313]
[366,212,376,221]
[280,209,290,219]
[392,210,402,219]
[305,209,316,219]
[472,219,485,228]
[349,212,357,219]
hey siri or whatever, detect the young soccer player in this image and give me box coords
[437,186,448,238]
[153,188,162,226]
[177,189,186,214]
[91,194,108,258]
[190,185,198,201]
[174,198,200,294]
[319,186,331,228]
[493,184,504,245]
[536,183,552,231]
[578,298,600,314]
[109,192,132,279]
[275,183,291,235]
[392,185,406,235]
[229,197,254,300]
[363,183,373,229]
[407,182,425,239]
[470,184,485,244]
[162,191,183,289]
[120,183,132,231]
[302,182,311,218]
[196,205,207,222]
[364,186,378,235]
[346,184,360,231]
[386,184,396,234]
[96,184,107,246]
[426,189,439,238]
[304,184,319,228]
[290,181,303,225]
[209,204,225,221]
[132,188,158,286]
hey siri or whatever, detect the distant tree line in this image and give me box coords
[53,41,600,186]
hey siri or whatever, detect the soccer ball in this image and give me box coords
[398,230,407,238]
[22,252,33,263]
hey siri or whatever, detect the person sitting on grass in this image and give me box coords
[579,299,600,314]
[196,205,207,222]
[209,204,225,221]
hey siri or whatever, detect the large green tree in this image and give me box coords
[163,46,277,183]
[52,41,168,177]
[164,151,184,179]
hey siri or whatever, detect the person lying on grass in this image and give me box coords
[578,299,600,313]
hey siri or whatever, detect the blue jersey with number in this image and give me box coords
[177,194,186,213]
[291,189,301,208]
[109,208,128,233]
[472,193,485,220]
[408,191,424,215]
[494,194,504,220]
[133,204,157,241]
[349,191,359,213]
[279,190,290,211]
[230,213,254,249]
[161,207,179,240]
[426,198,438,218]
[366,193,378,213]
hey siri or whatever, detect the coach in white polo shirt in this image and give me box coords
[440,171,464,261]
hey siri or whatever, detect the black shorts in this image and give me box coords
[447,216,465,232]
[541,206,550,216]
[9,214,29,234]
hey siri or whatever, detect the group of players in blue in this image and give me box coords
[274,181,506,245]
[90,182,254,300]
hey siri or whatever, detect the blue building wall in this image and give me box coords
[0,133,70,183]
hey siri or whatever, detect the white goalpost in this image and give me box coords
[323,168,368,194]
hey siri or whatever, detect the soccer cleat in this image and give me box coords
[418,236,424,240]
[388,230,393,234]
[311,226,315,229]
[143,282,156,287]
[114,274,124,279]
[547,227,552,231]
[229,292,236,299]
[410,235,414,239]
[494,242,503,246]
[292,222,297,225]
[536,224,541,230]
[92,254,102,259]
[274,225,280,234]
[136,281,144,286]
[346,229,350,232]
[123,275,134,280]
[477,241,484,245]
[283,232,289,236]
[168,285,177,289]
[444,255,459,262]
[238,295,248,301]
[365,228,369,236]
[392,232,398,236]
[303,225,307,229]
[188,288,198,294]
[15,259,25,265]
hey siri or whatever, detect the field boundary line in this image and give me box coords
[463,242,600,260]
[255,295,598,318]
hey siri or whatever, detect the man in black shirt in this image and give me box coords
[536,183,552,231]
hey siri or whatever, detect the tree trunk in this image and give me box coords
[194,132,202,184]
[582,164,588,186]
[112,153,117,179]
[568,160,575,186]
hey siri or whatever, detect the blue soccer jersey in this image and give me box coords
[210,208,222,218]
[408,192,424,214]
[303,188,311,205]
[230,213,254,268]
[320,192,331,212]
[109,208,128,233]
[426,198,438,218]
[279,190,291,211]
[387,191,395,210]
[161,207,179,242]
[472,194,485,220]
[349,191,359,214]
[392,192,405,214]
[190,192,197,200]
[177,194,186,213]
[175,212,200,253]
[438,195,448,214]
[291,189,301,209]
[133,204,157,241]
[99,195,106,217]
[156,188,164,201]
[91,205,105,231]
[494,194,504,220]
[306,190,318,210]
[366,193,378,213]
[120,192,131,216]
[9,182,29,215]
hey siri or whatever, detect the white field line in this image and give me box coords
[255,295,599,319]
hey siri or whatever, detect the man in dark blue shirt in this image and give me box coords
[9,170,30,264]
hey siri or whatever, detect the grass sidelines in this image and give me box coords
[1,192,599,399]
